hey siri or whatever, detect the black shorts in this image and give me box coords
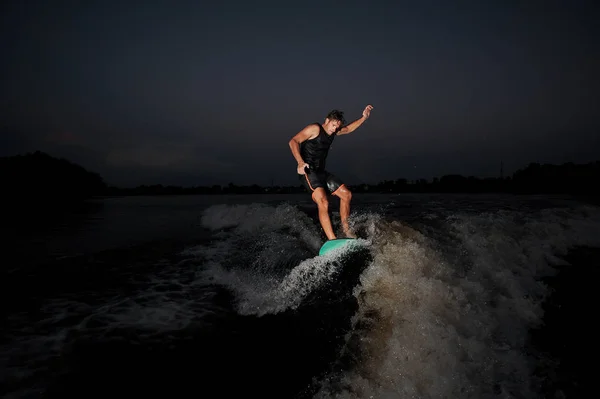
[299,170,344,194]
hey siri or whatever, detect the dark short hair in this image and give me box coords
[326,109,345,124]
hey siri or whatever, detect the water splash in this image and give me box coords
[314,204,600,399]
[184,202,371,315]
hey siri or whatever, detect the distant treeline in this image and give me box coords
[105,160,600,196]
[356,160,600,195]
[2,152,599,203]
[1,151,106,205]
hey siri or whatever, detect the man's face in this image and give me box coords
[324,118,342,134]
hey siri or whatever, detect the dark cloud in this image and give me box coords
[1,1,598,187]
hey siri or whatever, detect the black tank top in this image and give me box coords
[300,123,336,172]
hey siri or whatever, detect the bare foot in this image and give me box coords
[343,229,357,239]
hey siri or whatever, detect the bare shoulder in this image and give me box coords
[305,123,320,139]
[293,123,320,142]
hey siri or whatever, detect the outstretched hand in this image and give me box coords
[363,104,374,119]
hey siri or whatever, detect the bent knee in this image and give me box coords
[312,193,329,207]
[337,187,352,200]
[315,196,329,207]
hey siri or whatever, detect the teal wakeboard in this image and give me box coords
[319,238,357,256]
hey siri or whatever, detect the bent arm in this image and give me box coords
[288,124,318,165]
[289,140,303,166]
[338,104,373,135]
[337,115,367,135]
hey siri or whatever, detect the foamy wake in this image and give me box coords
[314,204,600,399]
[182,202,372,315]
[1,260,220,396]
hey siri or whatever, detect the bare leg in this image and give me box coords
[312,188,336,240]
[333,185,356,238]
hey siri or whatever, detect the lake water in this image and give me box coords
[2,193,599,398]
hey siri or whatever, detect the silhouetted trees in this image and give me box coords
[348,162,599,196]
[511,162,600,195]
[103,183,306,196]
[2,151,599,200]
[1,151,107,206]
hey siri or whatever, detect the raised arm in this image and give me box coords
[288,124,319,174]
[337,104,374,135]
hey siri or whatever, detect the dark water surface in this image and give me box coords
[2,193,598,398]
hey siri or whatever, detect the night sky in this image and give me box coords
[1,0,598,187]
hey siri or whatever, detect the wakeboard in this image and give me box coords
[319,238,358,256]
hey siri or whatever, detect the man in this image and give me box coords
[288,105,374,240]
